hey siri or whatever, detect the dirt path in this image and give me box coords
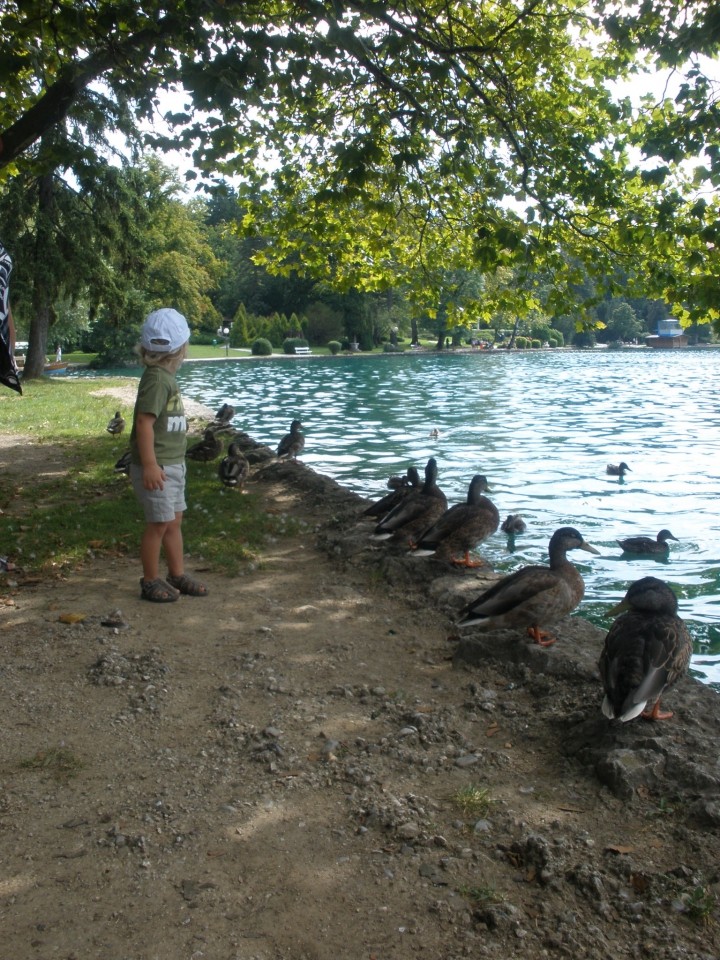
[1,436,719,960]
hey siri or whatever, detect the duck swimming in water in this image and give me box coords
[372,457,447,547]
[599,576,692,722]
[607,462,631,477]
[617,529,678,556]
[456,526,600,646]
[412,474,499,566]
[501,514,527,535]
[277,419,305,460]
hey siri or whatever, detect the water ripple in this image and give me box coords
[174,348,720,688]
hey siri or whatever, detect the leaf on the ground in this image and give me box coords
[59,612,86,624]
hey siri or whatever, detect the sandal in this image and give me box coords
[166,573,208,597]
[140,577,179,603]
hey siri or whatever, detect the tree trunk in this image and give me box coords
[411,317,418,345]
[22,171,55,379]
[507,316,520,349]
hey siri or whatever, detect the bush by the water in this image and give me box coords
[328,341,342,355]
[251,338,273,356]
[283,337,310,355]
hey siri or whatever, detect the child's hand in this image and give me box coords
[143,463,167,490]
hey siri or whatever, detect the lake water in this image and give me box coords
[97,348,720,689]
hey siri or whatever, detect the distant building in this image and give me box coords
[646,317,687,349]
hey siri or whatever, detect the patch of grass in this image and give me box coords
[0,379,295,576]
[19,747,84,782]
[449,785,494,818]
[684,884,716,926]
[457,883,505,906]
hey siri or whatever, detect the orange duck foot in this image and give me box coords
[527,625,557,647]
[641,701,674,721]
[451,551,486,568]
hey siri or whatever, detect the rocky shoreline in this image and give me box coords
[1,429,719,960]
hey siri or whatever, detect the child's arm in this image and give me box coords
[135,412,166,490]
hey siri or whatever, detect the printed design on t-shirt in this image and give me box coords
[165,389,187,433]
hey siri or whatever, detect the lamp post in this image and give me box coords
[217,326,230,357]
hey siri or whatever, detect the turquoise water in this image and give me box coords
[92,348,720,688]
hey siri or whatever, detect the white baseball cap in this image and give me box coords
[141,308,191,353]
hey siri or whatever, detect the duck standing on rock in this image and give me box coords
[186,428,223,462]
[218,442,250,489]
[599,576,692,722]
[456,526,600,646]
[363,466,421,519]
[372,457,447,547]
[617,529,678,556]
[106,411,126,435]
[411,474,499,566]
[607,461,631,477]
[277,419,305,460]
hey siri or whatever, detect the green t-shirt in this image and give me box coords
[129,366,187,465]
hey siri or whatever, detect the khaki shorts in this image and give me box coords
[130,462,187,522]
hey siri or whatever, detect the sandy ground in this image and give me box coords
[1,402,720,960]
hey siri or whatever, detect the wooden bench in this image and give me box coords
[294,346,312,355]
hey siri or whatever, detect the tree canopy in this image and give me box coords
[2,0,720,325]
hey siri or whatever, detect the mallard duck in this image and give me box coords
[214,402,235,425]
[277,419,305,459]
[363,466,421,518]
[456,526,600,646]
[501,514,527,535]
[412,474,499,566]
[607,461,631,476]
[372,457,448,546]
[218,442,250,489]
[113,449,131,475]
[599,576,692,721]
[186,428,223,462]
[106,411,126,435]
[617,529,678,555]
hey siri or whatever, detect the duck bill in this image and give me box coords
[580,541,601,555]
[606,598,629,617]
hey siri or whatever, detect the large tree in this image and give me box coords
[2,1,720,326]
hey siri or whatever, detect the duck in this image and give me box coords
[456,526,600,646]
[411,475,499,566]
[372,457,448,546]
[186,428,223,462]
[113,449,131,475]
[210,403,236,434]
[363,466,421,519]
[607,462,631,477]
[617,529,678,555]
[106,411,126,435]
[599,576,692,722]
[501,514,527,535]
[277,419,305,460]
[214,402,235,425]
[218,442,250,489]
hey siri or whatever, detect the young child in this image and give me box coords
[129,307,208,602]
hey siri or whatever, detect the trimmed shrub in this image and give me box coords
[283,337,309,355]
[328,340,342,355]
[383,342,402,353]
[531,339,542,348]
[251,338,273,356]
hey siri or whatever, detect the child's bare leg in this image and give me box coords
[140,521,170,581]
[162,513,185,579]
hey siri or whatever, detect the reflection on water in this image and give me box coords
[175,349,720,688]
